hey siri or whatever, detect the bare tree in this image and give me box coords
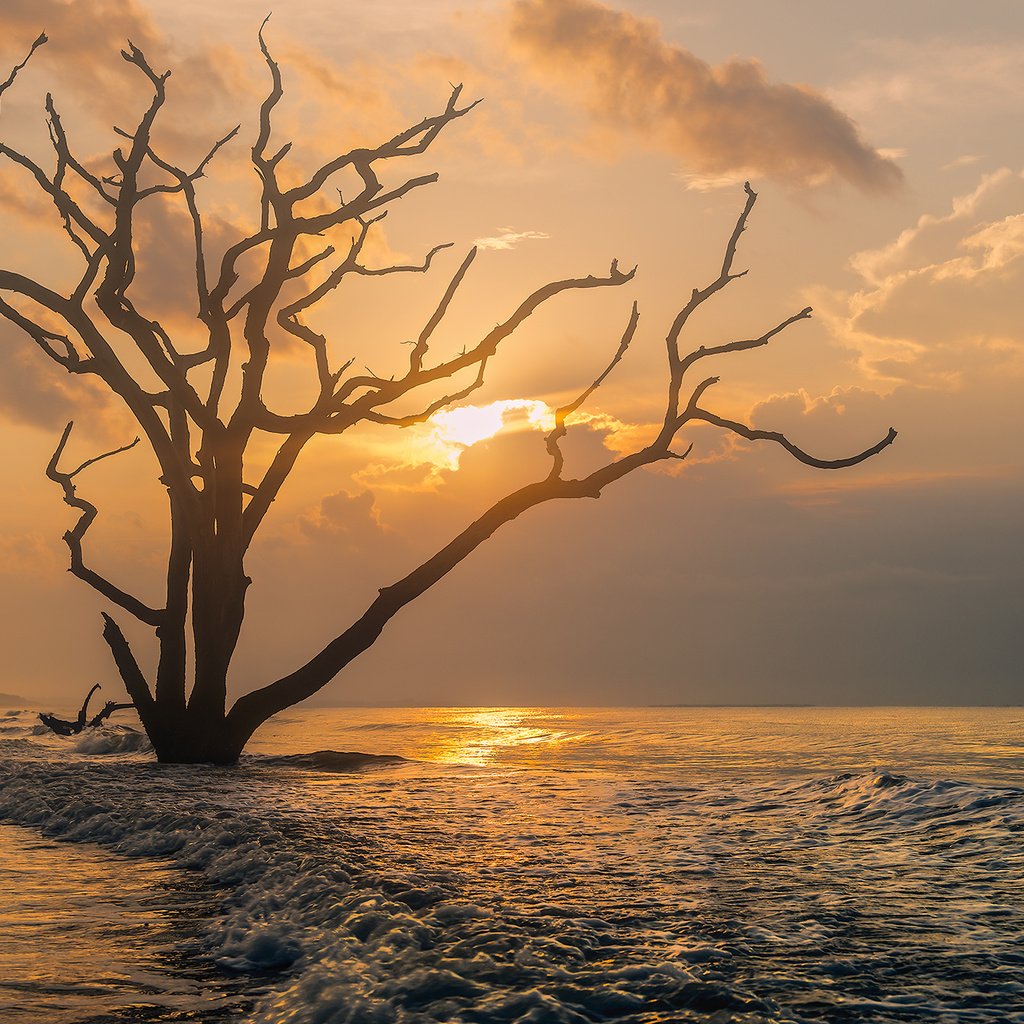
[0,27,896,763]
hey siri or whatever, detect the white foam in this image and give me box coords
[72,727,152,755]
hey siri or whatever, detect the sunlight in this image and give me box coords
[348,399,560,494]
[430,708,571,767]
[429,399,554,449]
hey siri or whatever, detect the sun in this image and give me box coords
[429,399,553,448]
[430,404,509,447]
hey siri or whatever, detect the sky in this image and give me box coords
[0,0,1021,708]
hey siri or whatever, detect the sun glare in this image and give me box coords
[429,709,573,767]
[429,399,553,448]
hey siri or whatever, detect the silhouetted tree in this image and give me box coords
[0,26,896,763]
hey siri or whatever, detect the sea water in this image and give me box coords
[0,706,1022,1023]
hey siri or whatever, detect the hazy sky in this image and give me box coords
[1,0,1021,708]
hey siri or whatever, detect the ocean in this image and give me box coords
[1,706,1022,1023]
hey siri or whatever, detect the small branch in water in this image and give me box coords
[37,683,135,736]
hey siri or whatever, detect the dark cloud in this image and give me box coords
[0,0,241,96]
[128,194,247,334]
[300,489,384,543]
[0,320,119,435]
[293,460,1023,707]
[0,0,253,168]
[0,1,161,85]
[507,0,902,193]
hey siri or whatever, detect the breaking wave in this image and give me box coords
[72,725,153,755]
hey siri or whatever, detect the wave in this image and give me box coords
[0,723,48,736]
[791,769,1023,824]
[252,749,406,772]
[249,749,405,770]
[0,755,779,1023]
[72,726,152,756]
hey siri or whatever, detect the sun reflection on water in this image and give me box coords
[429,708,575,767]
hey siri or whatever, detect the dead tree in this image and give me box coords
[38,682,134,736]
[0,26,896,763]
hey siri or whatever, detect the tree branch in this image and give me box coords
[677,306,813,378]
[285,82,481,205]
[0,270,201,515]
[689,407,898,469]
[241,429,314,549]
[546,301,639,479]
[252,15,286,233]
[409,246,476,373]
[46,422,165,626]
[0,137,107,250]
[226,440,681,737]
[364,357,490,428]
[0,32,46,100]
[336,259,637,415]
[101,612,156,721]
[0,295,91,371]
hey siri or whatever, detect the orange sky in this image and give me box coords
[1,0,1021,708]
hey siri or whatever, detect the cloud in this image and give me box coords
[0,1,163,85]
[474,228,550,250]
[0,0,253,165]
[832,40,1024,121]
[338,396,653,499]
[0,532,62,578]
[299,489,386,545]
[0,320,120,436]
[0,164,51,223]
[819,168,1024,385]
[275,44,408,160]
[505,0,902,193]
[0,0,247,98]
[942,154,985,172]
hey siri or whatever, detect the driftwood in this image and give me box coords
[38,683,135,736]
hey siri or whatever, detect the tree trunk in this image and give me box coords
[146,702,247,765]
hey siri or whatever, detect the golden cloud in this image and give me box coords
[821,168,1024,385]
[506,0,902,193]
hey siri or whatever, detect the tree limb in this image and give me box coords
[46,422,165,626]
[0,32,46,101]
[689,406,898,469]
[0,296,91,371]
[101,612,156,722]
[87,699,136,729]
[546,300,639,479]
[409,246,477,374]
